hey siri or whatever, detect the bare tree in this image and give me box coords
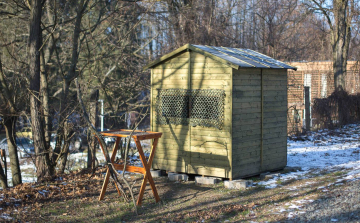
[303,0,359,125]
[29,0,52,179]
[0,56,23,186]
[304,0,358,90]
[1,0,360,185]
[75,77,142,214]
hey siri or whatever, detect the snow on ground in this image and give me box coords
[258,124,360,188]
[2,139,152,187]
[1,125,360,220]
[2,125,360,188]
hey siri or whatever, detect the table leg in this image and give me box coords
[137,138,159,205]
[99,169,111,200]
[98,137,121,200]
[135,138,160,206]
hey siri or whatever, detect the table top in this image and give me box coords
[99,129,162,140]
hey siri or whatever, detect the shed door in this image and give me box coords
[151,51,191,173]
[152,51,232,178]
[188,51,232,178]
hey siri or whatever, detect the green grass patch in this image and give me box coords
[332,171,345,177]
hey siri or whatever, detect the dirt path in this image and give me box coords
[284,179,360,222]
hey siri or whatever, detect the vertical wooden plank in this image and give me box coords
[301,71,304,126]
[305,86,310,131]
[188,50,192,170]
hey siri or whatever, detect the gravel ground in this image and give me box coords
[286,179,360,222]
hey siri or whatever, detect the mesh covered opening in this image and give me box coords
[161,95,189,118]
[156,89,225,129]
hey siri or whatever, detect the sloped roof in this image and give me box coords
[144,44,297,70]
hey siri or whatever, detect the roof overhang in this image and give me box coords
[144,44,297,71]
[143,44,239,71]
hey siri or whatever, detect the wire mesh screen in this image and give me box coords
[190,89,225,128]
[156,89,225,129]
[156,89,190,126]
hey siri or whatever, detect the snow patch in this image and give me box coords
[258,124,360,189]
[295,199,314,204]
[0,214,12,220]
[288,204,301,209]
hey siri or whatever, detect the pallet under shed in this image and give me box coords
[144,44,296,179]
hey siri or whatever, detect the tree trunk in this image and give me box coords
[58,122,73,174]
[87,89,99,170]
[50,80,70,173]
[49,81,70,173]
[0,161,7,188]
[332,0,351,125]
[3,116,21,186]
[29,0,52,180]
[50,0,86,171]
[58,141,70,174]
[31,96,52,180]
[40,53,51,151]
[0,145,8,189]
[332,0,351,91]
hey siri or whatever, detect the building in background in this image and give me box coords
[287,61,360,134]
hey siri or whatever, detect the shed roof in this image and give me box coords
[144,44,297,70]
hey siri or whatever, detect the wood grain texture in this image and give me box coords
[150,51,288,179]
[151,51,232,178]
[232,68,288,179]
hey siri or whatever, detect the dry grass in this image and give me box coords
[0,168,351,222]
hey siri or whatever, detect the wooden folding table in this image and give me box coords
[96,129,162,206]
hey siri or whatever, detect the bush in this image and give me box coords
[312,90,360,129]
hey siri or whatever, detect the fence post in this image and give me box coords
[304,86,311,131]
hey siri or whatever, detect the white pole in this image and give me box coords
[98,99,104,131]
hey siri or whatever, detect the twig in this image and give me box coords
[121,108,148,212]
[75,77,138,213]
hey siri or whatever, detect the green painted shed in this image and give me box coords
[144,44,296,179]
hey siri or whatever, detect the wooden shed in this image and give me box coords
[144,44,296,179]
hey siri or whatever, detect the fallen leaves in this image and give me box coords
[168,203,247,221]
[0,167,108,220]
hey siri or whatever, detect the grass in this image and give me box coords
[332,171,345,177]
[0,168,354,222]
[248,176,261,182]
[240,209,250,216]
